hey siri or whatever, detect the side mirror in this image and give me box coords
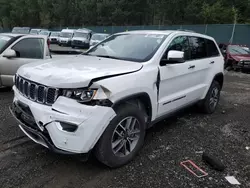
[3,49,17,58]
[160,50,185,66]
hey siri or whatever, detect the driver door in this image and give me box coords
[0,37,45,86]
[157,35,198,118]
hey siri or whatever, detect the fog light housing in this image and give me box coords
[59,122,78,132]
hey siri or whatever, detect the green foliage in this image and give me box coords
[0,0,250,28]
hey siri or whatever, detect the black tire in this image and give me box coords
[94,104,146,168]
[200,81,221,114]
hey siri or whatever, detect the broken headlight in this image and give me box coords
[62,89,97,103]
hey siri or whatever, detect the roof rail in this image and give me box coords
[176,29,196,32]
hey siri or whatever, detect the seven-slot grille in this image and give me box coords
[15,75,59,106]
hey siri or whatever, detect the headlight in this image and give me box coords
[62,89,97,102]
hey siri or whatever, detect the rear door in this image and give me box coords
[185,36,212,100]
[0,36,49,86]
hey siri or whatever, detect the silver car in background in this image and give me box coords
[49,32,60,44]
[90,33,110,47]
[30,29,48,35]
[71,28,93,49]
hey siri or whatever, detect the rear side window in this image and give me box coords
[12,38,44,59]
[206,39,219,57]
[189,37,207,60]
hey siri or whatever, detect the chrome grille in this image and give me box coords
[15,75,59,106]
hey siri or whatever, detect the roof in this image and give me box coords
[120,30,173,35]
[0,33,24,37]
[92,33,110,35]
[117,30,214,40]
[61,29,76,32]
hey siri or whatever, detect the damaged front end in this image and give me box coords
[10,83,117,155]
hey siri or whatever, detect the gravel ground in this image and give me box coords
[0,71,250,188]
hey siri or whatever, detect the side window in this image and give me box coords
[12,38,44,59]
[165,36,190,60]
[189,37,207,60]
[206,39,219,57]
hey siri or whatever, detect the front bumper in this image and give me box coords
[235,61,250,70]
[11,86,116,154]
[71,41,89,48]
[59,40,71,46]
[50,38,58,44]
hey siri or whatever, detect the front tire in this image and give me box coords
[200,81,221,114]
[94,104,146,168]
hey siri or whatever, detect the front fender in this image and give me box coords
[93,67,159,121]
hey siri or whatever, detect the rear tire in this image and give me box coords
[200,81,221,114]
[94,104,146,168]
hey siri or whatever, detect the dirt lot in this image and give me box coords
[0,71,250,188]
[50,44,87,52]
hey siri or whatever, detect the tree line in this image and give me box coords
[0,0,250,29]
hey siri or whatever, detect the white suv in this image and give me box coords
[10,30,224,168]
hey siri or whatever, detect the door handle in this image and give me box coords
[188,65,195,69]
[210,61,215,64]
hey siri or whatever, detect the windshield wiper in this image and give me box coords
[93,55,121,60]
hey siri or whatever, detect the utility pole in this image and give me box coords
[229,6,237,44]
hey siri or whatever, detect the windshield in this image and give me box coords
[13,28,30,34]
[86,34,167,62]
[0,35,12,50]
[51,32,60,37]
[228,45,250,55]
[60,32,73,38]
[92,34,109,41]
[40,31,50,36]
[30,30,39,34]
[74,32,88,38]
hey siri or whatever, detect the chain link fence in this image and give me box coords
[1,24,250,46]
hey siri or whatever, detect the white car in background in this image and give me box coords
[71,28,93,49]
[49,32,60,44]
[30,29,48,35]
[39,30,51,37]
[58,29,75,46]
[90,33,110,47]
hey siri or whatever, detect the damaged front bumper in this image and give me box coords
[10,86,116,154]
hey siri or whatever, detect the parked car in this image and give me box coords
[0,33,80,88]
[49,31,60,44]
[71,28,93,49]
[219,43,250,71]
[58,29,75,46]
[39,30,51,37]
[89,33,110,47]
[30,29,48,35]
[10,30,224,168]
[12,27,31,34]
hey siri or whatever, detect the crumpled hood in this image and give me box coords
[17,55,143,88]
[231,55,250,61]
